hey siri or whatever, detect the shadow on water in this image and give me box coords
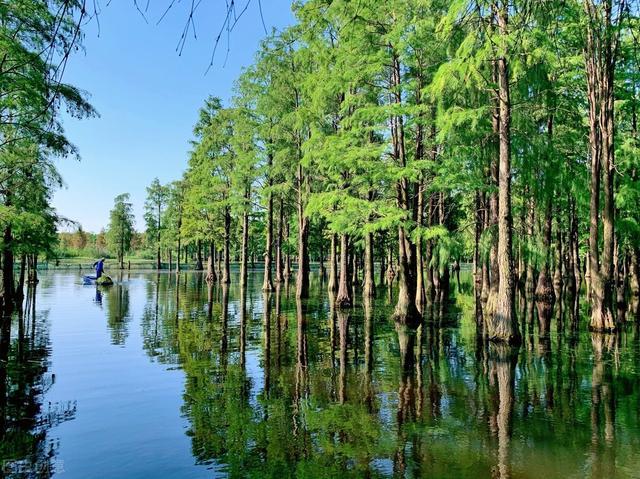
[3,270,640,478]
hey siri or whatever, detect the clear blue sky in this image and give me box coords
[54,0,295,233]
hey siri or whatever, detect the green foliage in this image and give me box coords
[106,193,135,265]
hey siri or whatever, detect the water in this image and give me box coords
[1,271,639,478]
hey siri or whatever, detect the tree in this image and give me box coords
[144,178,169,270]
[107,194,135,269]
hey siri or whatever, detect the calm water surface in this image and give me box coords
[1,271,640,478]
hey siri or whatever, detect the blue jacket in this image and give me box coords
[93,260,105,278]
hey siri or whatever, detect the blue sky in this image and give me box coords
[54,0,295,233]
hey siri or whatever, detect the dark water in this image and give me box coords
[1,271,640,478]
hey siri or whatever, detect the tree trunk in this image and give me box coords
[481,193,491,304]
[536,198,555,302]
[390,49,420,326]
[15,254,26,304]
[570,195,582,294]
[263,157,274,291]
[415,180,426,312]
[196,240,204,271]
[474,191,484,326]
[553,215,563,299]
[223,208,231,284]
[630,247,640,298]
[2,226,14,309]
[296,165,310,298]
[176,241,181,274]
[488,6,519,344]
[216,248,221,281]
[275,198,285,283]
[206,242,217,283]
[284,219,291,280]
[328,233,338,293]
[584,0,616,332]
[363,232,376,298]
[386,244,396,285]
[241,205,249,289]
[319,231,326,279]
[336,234,351,307]
[379,234,386,286]
[525,198,536,295]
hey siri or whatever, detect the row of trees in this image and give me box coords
[150,0,638,342]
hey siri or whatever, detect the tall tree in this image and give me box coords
[144,178,169,270]
[107,194,135,269]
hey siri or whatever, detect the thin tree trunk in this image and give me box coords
[275,198,285,283]
[319,229,326,279]
[536,198,555,302]
[474,191,484,326]
[216,248,221,281]
[630,247,640,298]
[223,208,231,284]
[263,156,274,291]
[328,233,338,293]
[525,198,536,295]
[296,163,310,298]
[284,219,291,280]
[336,234,351,307]
[379,234,386,286]
[241,201,249,289]
[570,195,582,293]
[553,214,563,300]
[15,254,26,303]
[2,226,14,309]
[206,242,217,283]
[416,180,426,312]
[363,232,376,298]
[196,240,204,271]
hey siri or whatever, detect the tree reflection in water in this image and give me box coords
[94,271,640,478]
[0,285,75,477]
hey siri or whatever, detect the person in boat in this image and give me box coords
[92,258,106,279]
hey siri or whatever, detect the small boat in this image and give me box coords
[83,275,114,286]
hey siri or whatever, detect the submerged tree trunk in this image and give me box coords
[390,49,420,326]
[223,207,231,284]
[275,198,285,283]
[415,180,426,312]
[570,195,582,294]
[488,7,519,344]
[363,232,376,298]
[196,240,204,271]
[536,198,555,302]
[553,215,563,300]
[296,164,310,299]
[336,234,352,307]
[630,247,640,299]
[525,198,536,295]
[206,242,217,283]
[474,191,484,326]
[2,226,14,308]
[584,0,617,332]
[263,155,274,292]
[241,201,249,289]
[15,254,26,304]
[328,233,338,293]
